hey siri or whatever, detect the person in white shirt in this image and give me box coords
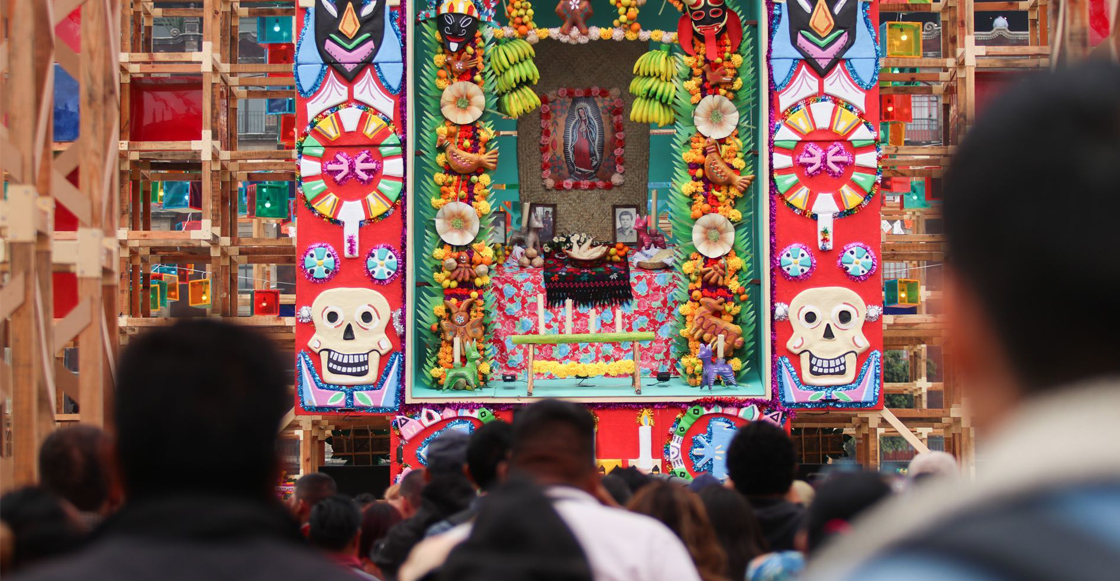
[400,400,702,581]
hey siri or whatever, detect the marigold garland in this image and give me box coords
[532,360,637,379]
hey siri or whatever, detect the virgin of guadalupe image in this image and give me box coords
[565,102,603,179]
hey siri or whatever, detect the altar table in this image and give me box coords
[489,261,680,379]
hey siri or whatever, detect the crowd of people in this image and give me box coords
[1,58,1119,581]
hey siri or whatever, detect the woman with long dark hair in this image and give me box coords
[627,481,728,581]
[698,485,769,581]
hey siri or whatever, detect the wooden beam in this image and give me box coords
[880,408,932,454]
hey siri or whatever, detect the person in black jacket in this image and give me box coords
[14,320,358,581]
[726,421,805,552]
[371,432,475,580]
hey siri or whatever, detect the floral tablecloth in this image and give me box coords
[490,262,680,377]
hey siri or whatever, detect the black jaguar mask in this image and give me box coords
[437,1,480,53]
[788,0,858,77]
[315,0,387,82]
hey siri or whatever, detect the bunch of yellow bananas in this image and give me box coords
[492,39,541,118]
[499,85,542,119]
[629,46,676,127]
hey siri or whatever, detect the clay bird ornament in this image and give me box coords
[703,138,753,192]
[437,135,499,174]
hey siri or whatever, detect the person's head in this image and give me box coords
[294,472,338,524]
[354,492,377,509]
[394,469,426,518]
[698,485,768,581]
[38,425,116,516]
[467,420,513,492]
[907,451,958,483]
[801,471,892,555]
[609,465,652,495]
[308,495,361,555]
[727,422,797,498]
[511,400,597,491]
[440,478,593,581]
[788,480,815,507]
[426,430,470,479]
[0,487,85,573]
[618,210,633,229]
[358,501,401,573]
[115,320,288,502]
[627,481,727,581]
[941,62,1120,429]
[600,473,632,505]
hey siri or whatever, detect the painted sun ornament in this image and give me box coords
[692,213,735,258]
[435,201,481,246]
[693,95,739,140]
[440,81,486,125]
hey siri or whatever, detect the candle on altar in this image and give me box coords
[649,190,657,233]
[588,308,597,333]
[616,307,624,333]
[565,299,573,334]
[630,409,657,473]
[717,334,725,359]
[453,336,461,364]
[537,293,545,334]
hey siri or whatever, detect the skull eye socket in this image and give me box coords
[709,8,723,17]
[322,307,344,328]
[798,306,822,329]
[691,11,705,20]
[356,305,380,330]
[832,303,859,330]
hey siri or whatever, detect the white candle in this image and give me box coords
[649,190,658,233]
[717,334,725,359]
[629,410,656,473]
[616,307,624,333]
[565,299,573,334]
[453,336,461,364]
[588,308,597,333]
[537,293,545,334]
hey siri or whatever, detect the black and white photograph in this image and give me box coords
[612,204,639,245]
[491,209,508,244]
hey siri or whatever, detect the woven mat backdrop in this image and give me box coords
[517,40,649,242]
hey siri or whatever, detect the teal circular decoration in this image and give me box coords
[779,244,815,281]
[839,242,877,281]
[366,245,400,283]
[301,243,339,283]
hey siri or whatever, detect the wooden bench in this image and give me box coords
[510,332,656,396]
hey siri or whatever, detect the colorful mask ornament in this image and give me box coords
[788,0,858,77]
[674,0,744,61]
[314,0,388,82]
[418,0,497,53]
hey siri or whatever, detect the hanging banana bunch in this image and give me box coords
[492,38,541,118]
[629,45,676,127]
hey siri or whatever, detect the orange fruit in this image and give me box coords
[630,22,641,32]
[437,69,447,79]
[691,209,702,220]
[518,25,529,36]
[626,9,637,19]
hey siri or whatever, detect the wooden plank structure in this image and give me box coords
[1,0,121,487]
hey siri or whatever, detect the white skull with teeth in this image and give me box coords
[308,288,396,385]
[786,287,869,386]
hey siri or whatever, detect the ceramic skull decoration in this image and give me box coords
[308,288,396,385]
[786,287,868,386]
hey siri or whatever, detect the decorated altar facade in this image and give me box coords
[290,0,884,482]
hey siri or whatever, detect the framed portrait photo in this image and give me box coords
[612,204,639,245]
[530,203,557,243]
[491,209,509,244]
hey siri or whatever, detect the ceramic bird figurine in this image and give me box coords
[437,135,499,174]
[703,138,753,192]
